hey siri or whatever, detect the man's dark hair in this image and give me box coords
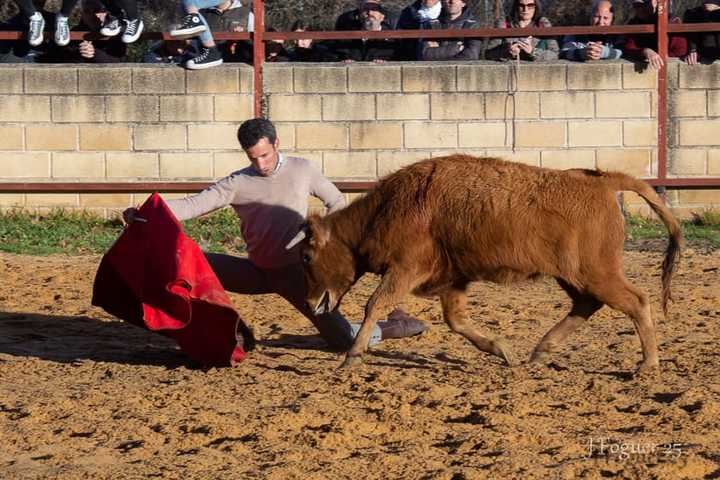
[237,118,277,149]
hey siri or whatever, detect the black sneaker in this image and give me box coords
[121,18,144,43]
[170,13,206,38]
[99,14,121,36]
[185,46,223,70]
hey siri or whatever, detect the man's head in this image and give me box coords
[237,118,280,177]
[442,0,466,19]
[422,0,441,8]
[360,1,386,30]
[81,0,108,30]
[591,0,614,26]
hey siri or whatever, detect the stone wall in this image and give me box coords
[1,60,719,217]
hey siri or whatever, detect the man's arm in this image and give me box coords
[165,175,240,221]
[307,163,345,214]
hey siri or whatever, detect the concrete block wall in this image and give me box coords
[0,65,254,215]
[1,61,719,217]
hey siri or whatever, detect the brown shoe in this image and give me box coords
[378,309,428,339]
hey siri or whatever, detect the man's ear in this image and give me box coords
[307,215,330,249]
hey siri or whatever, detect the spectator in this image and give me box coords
[331,1,400,62]
[623,0,688,68]
[561,0,623,61]
[486,0,559,61]
[12,0,79,46]
[203,3,253,64]
[143,39,197,64]
[265,27,291,62]
[335,0,396,31]
[96,0,144,44]
[170,0,231,69]
[396,0,442,60]
[419,0,481,61]
[284,20,335,62]
[683,0,720,64]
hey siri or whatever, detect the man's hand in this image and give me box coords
[684,51,698,65]
[643,48,664,69]
[426,41,439,48]
[79,41,95,59]
[585,41,603,60]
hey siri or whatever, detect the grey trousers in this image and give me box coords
[206,252,368,350]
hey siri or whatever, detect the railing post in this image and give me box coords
[252,0,266,118]
[657,0,668,182]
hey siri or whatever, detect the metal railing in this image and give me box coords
[1,0,720,195]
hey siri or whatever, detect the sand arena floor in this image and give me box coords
[0,243,719,479]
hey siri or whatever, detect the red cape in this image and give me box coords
[92,193,254,367]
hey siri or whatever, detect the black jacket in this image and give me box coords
[419,8,481,61]
[683,6,720,60]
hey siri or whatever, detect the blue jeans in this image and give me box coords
[182,0,223,46]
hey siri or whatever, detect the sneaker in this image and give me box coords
[99,14,121,36]
[185,46,223,70]
[54,14,69,46]
[170,13,206,38]
[379,309,428,339]
[121,18,143,43]
[28,11,45,47]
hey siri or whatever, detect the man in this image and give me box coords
[683,0,720,64]
[335,0,396,31]
[124,118,427,351]
[419,0,482,61]
[331,1,400,62]
[561,0,623,61]
[396,0,442,60]
[623,0,688,69]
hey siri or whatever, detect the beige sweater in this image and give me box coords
[166,155,345,268]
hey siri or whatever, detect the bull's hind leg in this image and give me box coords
[589,276,658,373]
[440,286,517,367]
[530,279,603,364]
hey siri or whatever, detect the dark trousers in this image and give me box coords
[14,0,79,17]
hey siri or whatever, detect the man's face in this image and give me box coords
[245,137,280,176]
[422,0,441,8]
[443,0,466,17]
[361,7,385,30]
[591,1,613,26]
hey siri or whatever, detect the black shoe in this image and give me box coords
[121,18,144,43]
[185,46,223,70]
[170,13,206,38]
[379,309,428,339]
[99,14,121,36]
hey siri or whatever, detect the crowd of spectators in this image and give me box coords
[1,0,719,69]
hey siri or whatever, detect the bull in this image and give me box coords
[286,155,683,373]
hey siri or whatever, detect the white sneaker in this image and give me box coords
[99,14,121,36]
[54,14,70,46]
[121,18,144,43]
[28,12,45,47]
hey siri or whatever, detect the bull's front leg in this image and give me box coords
[341,270,413,369]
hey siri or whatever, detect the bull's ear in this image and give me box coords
[307,215,330,249]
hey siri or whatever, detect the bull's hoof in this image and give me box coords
[494,339,518,367]
[634,359,660,377]
[339,355,363,369]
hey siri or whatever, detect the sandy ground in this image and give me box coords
[0,242,719,479]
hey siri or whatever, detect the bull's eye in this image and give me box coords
[302,253,312,264]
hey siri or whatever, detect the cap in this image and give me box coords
[362,1,383,11]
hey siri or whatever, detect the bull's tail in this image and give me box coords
[603,172,684,315]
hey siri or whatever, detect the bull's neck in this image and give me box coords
[324,190,382,266]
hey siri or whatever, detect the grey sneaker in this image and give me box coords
[121,18,143,43]
[28,11,45,47]
[54,14,70,46]
[170,13,206,38]
[99,14,121,36]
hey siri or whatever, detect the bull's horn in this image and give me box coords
[285,229,307,250]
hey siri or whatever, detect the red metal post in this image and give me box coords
[252,0,266,118]
[657,0,669,180]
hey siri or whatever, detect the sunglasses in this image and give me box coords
[518,3,536,9]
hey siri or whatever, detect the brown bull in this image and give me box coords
[287,155,683,373]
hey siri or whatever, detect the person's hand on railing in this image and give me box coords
[585,41,604,61]
[684,51,698,65]
[643,48,663,69]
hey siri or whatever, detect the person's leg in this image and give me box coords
[204,252,273,295]
[60,0,79,16]
[13,0,37,18]
[111,0,138,19]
